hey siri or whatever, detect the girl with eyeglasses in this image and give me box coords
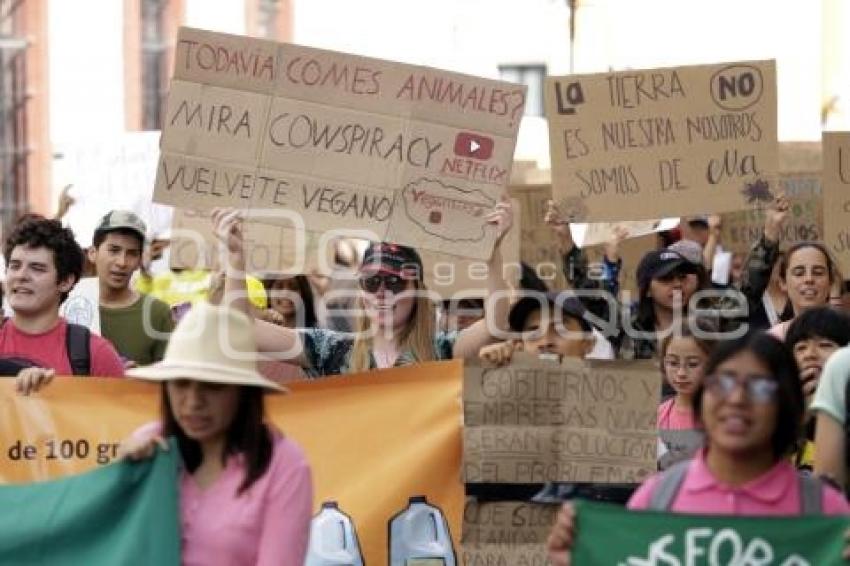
[547,332,849,566]
[211,202,513,377]
[657,321,715,431]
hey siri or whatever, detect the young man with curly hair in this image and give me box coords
[2,215,125,392]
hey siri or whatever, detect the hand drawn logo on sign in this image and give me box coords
[740,178,773,205]
[401,178,496,242]
[710,64,764,111]
[454,132,494,161]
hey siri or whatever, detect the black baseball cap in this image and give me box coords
[636,249,698,290]
[360,242,423,280]
[509,291,592,333]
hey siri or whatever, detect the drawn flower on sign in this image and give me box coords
[558,196,589,222]
[740,179,773,205]
[401,178,496,243]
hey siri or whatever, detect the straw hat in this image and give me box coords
[127,303,285,392]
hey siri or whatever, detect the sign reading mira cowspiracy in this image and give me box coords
[544,60,777,222]
[153,27,526,259]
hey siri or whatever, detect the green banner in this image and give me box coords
[572,500,848,565]
[0,442,180,565]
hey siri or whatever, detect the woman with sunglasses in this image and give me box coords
[547,332,849,566]
[211,201,513,377]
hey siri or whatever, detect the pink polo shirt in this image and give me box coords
[628,449,849,515]
[135,422,313,565]
[656,398,696,430]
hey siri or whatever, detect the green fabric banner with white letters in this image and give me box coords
[572,500,848,565]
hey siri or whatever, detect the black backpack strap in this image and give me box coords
[648,459,690,511]
[65,323,91,376]
[798,473,823,515]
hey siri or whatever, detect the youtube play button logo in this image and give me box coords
[454,132,494,161]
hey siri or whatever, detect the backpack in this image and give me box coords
[0,318,91,376]
[648,459,823,514]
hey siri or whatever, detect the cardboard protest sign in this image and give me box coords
[572,500,846,565]
[823,132,850,275]
[779,141,822,173]
[169,208,332,274]
[575,218,679,248]
[545,60,777,221]
[463,356,659,484]
[153,27,525,260]
[420,198,522,300]
[170,205,521,299]
[507,184,560,267]
[721,171,822,254]
[460,500,554,564]
[582,232,658,299]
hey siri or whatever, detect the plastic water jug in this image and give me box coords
[389,496,456,566]
[304,501,364,566]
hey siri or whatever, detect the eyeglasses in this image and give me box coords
[703,372,778,404]
[359,274,410,294]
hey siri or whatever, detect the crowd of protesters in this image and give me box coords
[6,184,850,563]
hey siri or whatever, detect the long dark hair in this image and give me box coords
[161,384,273,494]
[262,274,318,328]
[636,264,708,331]
[693,332,803,459]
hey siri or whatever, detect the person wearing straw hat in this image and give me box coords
[119,302,313,566]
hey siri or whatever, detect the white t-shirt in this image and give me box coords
[811,346,850,425]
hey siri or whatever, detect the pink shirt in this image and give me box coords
[768,320,790,341]
[136,422,313,565]
[0,318,125,376]
[657,398,696,430]
[628,449,849,515]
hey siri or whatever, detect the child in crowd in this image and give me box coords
[657,320,716,430]
[478,290,595,365]
[785,307,850,470]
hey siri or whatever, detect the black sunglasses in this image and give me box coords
[359,274,410,294]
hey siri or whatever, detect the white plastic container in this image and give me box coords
[388,496,456,566]
[304,501,364,566]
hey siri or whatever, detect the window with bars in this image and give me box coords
[498,64,546,117]
[0,0,29,227]
[141,0,168,131]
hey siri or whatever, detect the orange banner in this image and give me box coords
[0,361,464,564]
